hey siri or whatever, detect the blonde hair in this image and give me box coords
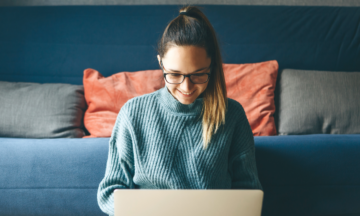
[157,5,227,149]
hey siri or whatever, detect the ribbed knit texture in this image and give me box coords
[97,86,263,216]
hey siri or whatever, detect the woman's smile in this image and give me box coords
[178,89,195,97]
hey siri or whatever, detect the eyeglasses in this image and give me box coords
[160,59,211,84]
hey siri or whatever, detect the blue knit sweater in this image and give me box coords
[97,86,262,215]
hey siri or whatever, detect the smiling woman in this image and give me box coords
[158,46,211,104]
[156,8,228,147]
[97,5,263,216]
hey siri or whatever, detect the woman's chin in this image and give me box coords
[176,94,197,105]
[178,99,194,105]
[168,88,201,104]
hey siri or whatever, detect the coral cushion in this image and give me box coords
[224,60,278,136]
[83,68,165,138]
[83,60,278,137]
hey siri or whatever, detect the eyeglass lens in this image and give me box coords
[165,73,209,84]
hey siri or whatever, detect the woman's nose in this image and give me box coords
[180,76,194,91]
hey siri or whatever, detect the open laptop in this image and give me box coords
[114,189,263,216]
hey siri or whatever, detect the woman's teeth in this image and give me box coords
[179,90,194,95]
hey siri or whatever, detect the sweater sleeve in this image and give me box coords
[97,105,136,215]
[228,103,263,190]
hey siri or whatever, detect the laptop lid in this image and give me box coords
[114,189,263,216]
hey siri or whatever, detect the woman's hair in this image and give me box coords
[157,5,228,149]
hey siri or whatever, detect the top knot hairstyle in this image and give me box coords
[157,6,228,149]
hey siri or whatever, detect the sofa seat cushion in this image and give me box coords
[0,137,110,216]
[255,134,360,216]
[1,135,359,216]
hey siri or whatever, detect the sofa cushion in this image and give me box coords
[0,81,87,138]
[1,135,360,216]
[255,134,360,216]
[83,68,165,138]
[0,137,109,216]
[224,60,278,136]
[83,61,278,138]
[278,69,360,135]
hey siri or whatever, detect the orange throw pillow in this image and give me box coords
[83,60,278,138]
[224,60,278,136]
[83,68,165,138]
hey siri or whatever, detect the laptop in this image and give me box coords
[114,189,263,216]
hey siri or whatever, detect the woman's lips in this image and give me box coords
[177,89,195,97]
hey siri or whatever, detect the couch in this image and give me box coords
[1,5,360,216]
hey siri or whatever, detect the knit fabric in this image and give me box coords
[97,86,263,216]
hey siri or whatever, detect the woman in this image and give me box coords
[97,5,262,215]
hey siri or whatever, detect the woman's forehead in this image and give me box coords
[162,45,211,70]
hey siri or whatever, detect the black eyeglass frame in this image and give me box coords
[160,59,211,84]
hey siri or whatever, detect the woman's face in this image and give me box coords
[157,45,211,105]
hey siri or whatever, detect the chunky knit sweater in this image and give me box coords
[97,86,262,215]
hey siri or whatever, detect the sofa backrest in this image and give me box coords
[1,5,359,83]
[1,5,360,125]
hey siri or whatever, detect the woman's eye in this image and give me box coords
[169,74,182,77]
[192,73,206,77]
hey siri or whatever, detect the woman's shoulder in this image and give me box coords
[227,98,245,113]
[226,98,248,121]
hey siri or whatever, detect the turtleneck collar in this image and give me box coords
[158,86,203,116]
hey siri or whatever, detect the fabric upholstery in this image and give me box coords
[1,135,360,216]
[1,5,360,216]
[278,69,360,135]
[255,134,360,216]
[0,81,86,138]
[1,6,359,86]
[83,68,165,137]
[224,60,278,136]
[0,137,109,216]
[83,62,278,138]
[1,6,359,129]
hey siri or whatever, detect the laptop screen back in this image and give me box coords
[114,189,263,216]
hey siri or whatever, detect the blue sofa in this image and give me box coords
[1,5,360,216]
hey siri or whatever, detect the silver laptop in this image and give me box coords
[114,189,263,216]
